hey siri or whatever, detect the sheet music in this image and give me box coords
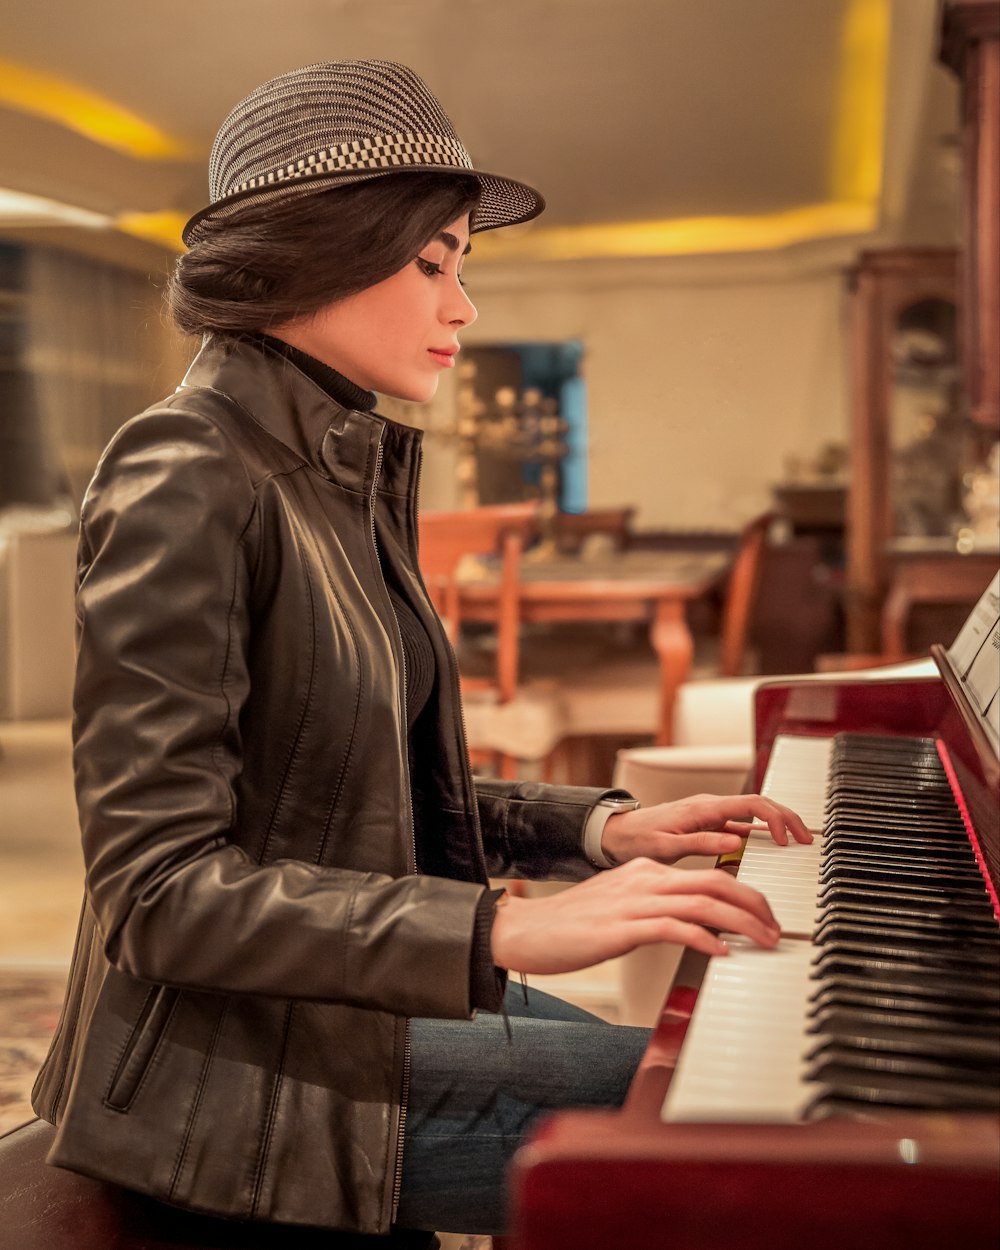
[947,571,1000,753]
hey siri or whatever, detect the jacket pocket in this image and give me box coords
[104,984,180,1112]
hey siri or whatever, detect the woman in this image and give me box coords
[32,60,808,1242]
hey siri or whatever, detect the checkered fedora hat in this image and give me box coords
[182,59,545,246]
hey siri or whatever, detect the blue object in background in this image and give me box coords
[502,341,587,513]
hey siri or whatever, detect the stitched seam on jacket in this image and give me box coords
[311,536,364,865]
[341,876,364,997]
[47,910,94,1119]
[251,1001,296,1219]
[210,516,254,833]
[169,996,230,1202]
[256,520,319,864]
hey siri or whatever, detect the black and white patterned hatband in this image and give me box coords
[182,60,544,246]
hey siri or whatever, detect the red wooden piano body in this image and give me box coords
[507,659,1000,1249]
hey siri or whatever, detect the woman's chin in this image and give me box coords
[384,379,440,404]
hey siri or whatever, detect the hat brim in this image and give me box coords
[181,165,545,248]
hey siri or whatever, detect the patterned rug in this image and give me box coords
[0,967,67,1134]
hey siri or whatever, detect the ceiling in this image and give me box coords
[0,0,961,269]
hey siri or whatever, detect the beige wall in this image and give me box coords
[460,249,851,532]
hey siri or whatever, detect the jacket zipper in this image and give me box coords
[406,453,491,889]
[368,430,416,1224]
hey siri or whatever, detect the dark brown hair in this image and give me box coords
[166,172,480,336]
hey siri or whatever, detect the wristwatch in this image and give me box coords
[584,796,641,869]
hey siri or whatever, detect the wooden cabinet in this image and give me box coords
[844,2,1000,656]
[940,0,1000,428]
[845,248,962,653]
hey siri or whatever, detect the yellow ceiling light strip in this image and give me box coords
[473,201,878,263]
[0,59,192,159]
[478,0,890,263]
[829,0,890,204]
[115,211,188,250]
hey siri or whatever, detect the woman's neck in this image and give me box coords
[255,333,377,412]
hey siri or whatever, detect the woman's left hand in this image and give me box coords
[601,793,813,866]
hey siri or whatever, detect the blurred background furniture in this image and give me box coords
[880,548,999,658]
[0,522,76,720]
[549,506,636,555]
[418,501,564,779]
[688,510,776,679]
[457,546,731,754]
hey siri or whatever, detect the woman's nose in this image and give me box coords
[444,281,477,328]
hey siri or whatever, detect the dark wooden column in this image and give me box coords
[940,0,1000,429]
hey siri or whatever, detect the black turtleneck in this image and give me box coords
[258,333,378,412]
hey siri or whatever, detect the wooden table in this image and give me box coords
[456,549,730,745]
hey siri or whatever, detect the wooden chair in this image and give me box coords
[418,502,538,704]
[703,509,776,678]
[418,502,568,780]
[550,507,635,555]
[511,512,776,781]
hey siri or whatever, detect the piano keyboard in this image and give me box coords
[662,732,1000,1123]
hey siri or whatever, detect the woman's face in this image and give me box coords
[269,212,477,402]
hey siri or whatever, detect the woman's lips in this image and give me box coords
[428,348,458,368]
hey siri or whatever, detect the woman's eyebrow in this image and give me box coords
[436,230,473,255]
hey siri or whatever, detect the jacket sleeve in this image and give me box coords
[474,778,634,881]
[74,406,483,1019]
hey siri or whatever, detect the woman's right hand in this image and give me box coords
[489,857,781,975]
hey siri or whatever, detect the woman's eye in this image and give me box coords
[416,256,466,287]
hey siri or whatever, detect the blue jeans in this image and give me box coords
[395,984,652,1236]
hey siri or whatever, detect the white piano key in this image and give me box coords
[661,936,816,1123]
[733,734,831,932]
[736,837,824,935]
[661,735,835,1125]
[760,734,834,832]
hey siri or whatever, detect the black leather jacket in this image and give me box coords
[32,336,616,1233]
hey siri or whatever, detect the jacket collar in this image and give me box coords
[179,335,423,498]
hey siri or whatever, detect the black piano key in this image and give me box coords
[813,918,1000,951]
[809,999,1000,1032]
[818,864,987,891]
[809,1006,1000,1043]
[812,937,1000,969]
[811,949,996,986]
[814,901,999,937]
[825,850,980,870]
[760,729,1000,1121]
[824,825,969,843]
[805,1049,999,1092]
[808,972,1000,1010]
[804,1077,1000,1115]
[819,883,995,916]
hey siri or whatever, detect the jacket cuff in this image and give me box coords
[475,779,635,881]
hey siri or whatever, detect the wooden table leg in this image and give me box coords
[650,598,693,746]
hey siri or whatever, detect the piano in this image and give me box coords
[506,578,1000,1250]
